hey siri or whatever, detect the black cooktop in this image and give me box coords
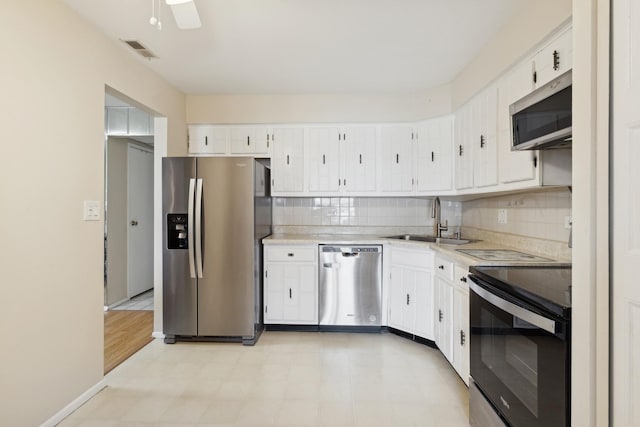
[470,265,572,319]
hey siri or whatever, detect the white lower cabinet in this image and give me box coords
[452,265,470,386]
[435,254,471,385]
[388,245,434,340]
[264,245,318,325]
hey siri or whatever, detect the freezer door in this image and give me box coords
[196,157,256,337]
[162,157,197,336]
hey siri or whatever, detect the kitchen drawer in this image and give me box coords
[391,246,434,269]
[435,255,455,281]
[454,264,470,291]
[266,246,317,262]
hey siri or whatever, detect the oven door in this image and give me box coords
[469,276,570,427]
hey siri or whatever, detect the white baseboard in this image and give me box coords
[152,331,165,339]
[40,379,106,427]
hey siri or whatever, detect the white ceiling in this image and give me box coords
[64,0,528,95]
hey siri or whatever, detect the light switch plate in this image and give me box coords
[83,200,101,221]
[498,209,508,224]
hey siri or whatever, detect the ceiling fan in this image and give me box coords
[149,0,201,30]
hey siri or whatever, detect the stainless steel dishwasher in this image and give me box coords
[319,245,382,327]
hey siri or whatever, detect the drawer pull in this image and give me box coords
[438,265,445,270]
[287,253,294,257]
[460,277,467,283]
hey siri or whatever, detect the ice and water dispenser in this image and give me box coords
[167,214,188,249]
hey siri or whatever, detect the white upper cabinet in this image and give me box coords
[230,127,270,155]
[341,127,377,193]
[307,126,377,194]
[497,63,537,184]
[308,127,341,192]
[472,85,498,188]
[455,104,474,190]
[533,26,572,89]
[188,125,228,155]
[415,116,454,193]
[379,126,415,193]
[271,128,305,193]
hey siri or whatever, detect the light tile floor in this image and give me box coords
[59,331,470,427]
[112,289,154,311]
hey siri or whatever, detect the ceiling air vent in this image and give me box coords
[122,40,157,59]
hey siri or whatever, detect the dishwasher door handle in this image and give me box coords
[323,263,338,268]
[341,252,359,257]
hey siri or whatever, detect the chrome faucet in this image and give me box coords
[431,197,448,238]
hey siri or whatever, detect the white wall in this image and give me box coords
[0,2,185,426]
[451,0,572,108]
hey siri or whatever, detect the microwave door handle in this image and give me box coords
[187,178,196,279]
[469,281,556,334]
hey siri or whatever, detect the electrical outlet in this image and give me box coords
[498,209,508,224]
[564,216,572,229]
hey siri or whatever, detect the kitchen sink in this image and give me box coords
[385,234,478,245]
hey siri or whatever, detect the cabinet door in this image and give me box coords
[388,266,406,330]
[230,127,269,154]
[416,117,454,192]
[534,27,572,88]
[473,87,498,188]
[435,277,454,363]
[413,269,434,340]
[453,287,470,386]
[308,127,341,192]
[380,126,414,192]
[341,127,377,192]
[128,108,151,135]
[455,105,474,190]
[271,128,305,193]
[188,125,228,155]
[264,263,285,323]
[400,269,417,333]
[297,264,318,324]
[497,64,538,184]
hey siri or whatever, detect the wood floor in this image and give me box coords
[104,310,153,374]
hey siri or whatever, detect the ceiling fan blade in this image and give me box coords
[167,0,201,30]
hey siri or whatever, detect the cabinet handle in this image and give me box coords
[438,265,445,270]
[406,294,410,305]
[533,156,538,168]
[343,133,346,140]
[266,133,270,148]
[396,153,399,164]
[439,309,443,322]
[411,132,414,140]
[289,288,292,299]
[205,136,208,146]
[553,50,560,71]
[343,179,346,186]
[323,154,326,165]
[459,145,464,156]
[431,151,435,162]
[460,277,467,283]
[247,136,250,146]
[339,134,342,141]
[359,154,362,164]
[533,71,537,84]
[460,330,466,346]
[480,135,485,148]
[287,253,294,257]
[338,178,341,186]
[287,154,290,165]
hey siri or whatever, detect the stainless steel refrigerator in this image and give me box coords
[162,157,271,345]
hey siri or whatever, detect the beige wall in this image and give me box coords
[451,0,572,108]
[185,84,452,123]
[0,2,185,426]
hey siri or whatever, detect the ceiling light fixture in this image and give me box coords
[166,0,201,29]
[149,0,162,30]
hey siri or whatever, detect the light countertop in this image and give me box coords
[262,233,571,267]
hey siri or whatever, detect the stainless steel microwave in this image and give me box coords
[510,70,572,151]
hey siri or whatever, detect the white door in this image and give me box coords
[271,128,305,193]
[127,144,154,298]
[341,127,377,192]
[379,126,414,192]
[612,1,640,424]
[308,127,340,192]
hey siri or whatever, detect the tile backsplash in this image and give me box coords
[461,188,572,243]
[273,197,462,235]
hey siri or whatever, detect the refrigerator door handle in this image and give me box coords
[195,178,204,278]
[187,178,196,278]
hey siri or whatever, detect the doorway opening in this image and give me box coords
[103,91,156,373]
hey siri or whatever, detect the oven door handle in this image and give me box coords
[469,281,556,334]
